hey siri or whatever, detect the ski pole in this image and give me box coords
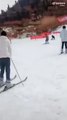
[11,59,24,86]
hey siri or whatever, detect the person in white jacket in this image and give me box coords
[60,26,67,54]
[0,30,13,88]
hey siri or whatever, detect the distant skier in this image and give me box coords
[45,35,49,44]
[60,25,67,54]
[51,35,55,40]
[0,30,13,88]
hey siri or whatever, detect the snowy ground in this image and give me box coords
[0,29,67,120]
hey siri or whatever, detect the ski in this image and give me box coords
[0,75,17,88]
[59,53,67,55]
[0,76,27,94]
[59,53,64,55]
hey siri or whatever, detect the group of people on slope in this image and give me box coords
[0,25,67,88]
[45,25,67,54]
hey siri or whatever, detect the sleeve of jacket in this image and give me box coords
[60,31,62,39]
[7,39,12,57]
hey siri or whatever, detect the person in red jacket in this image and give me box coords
[45,33,49,44]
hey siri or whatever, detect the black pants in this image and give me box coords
[0,58,10,80]
[61,42,67,49]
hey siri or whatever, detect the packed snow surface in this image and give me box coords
[0,28,67,120]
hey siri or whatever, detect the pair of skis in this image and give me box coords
[0,76,28,94]
[0,59,28,94]
[59,52,67,55]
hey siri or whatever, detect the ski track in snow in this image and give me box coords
[0,31,67,120]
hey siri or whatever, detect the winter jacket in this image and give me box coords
[60,29,67,42]
[0,36,11,58]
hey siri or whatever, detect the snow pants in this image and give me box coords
[61,41,67,50]
[0,58,10,81]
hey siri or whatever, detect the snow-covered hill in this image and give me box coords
[0,27,67,120]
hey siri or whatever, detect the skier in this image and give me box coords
[45,35,49,44]
[60,25,67,54]
[0,30,13,88]
[51,35,55,40]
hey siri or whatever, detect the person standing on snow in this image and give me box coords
[51,35,55,40]
[0,30,13,88]
[45,35,49,44]
[60,26,67,54]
